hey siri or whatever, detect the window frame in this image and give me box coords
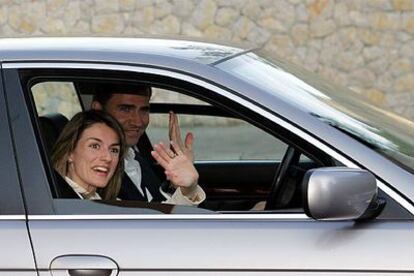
[0,67,27,216]
[5,61,413,219]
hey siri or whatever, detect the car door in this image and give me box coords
[5,63,414,275]
[0,66,37,275]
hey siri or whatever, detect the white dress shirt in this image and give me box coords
[124,147,153,201]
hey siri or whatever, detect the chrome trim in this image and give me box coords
[0,215,26,220]
[28,214,309,220]
[377,179,414,213]
[6,62,414,216]
[211,47,257,66]
[195,160,283,164]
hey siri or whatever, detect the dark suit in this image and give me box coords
[117,150,167,202]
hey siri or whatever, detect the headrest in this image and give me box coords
[38,113,69,154]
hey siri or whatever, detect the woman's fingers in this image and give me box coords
[155,124,199,188]
[151,150,168,169]
[170,141,183,156]
[152,142,173,166]
[167,111,195,162]
[184,132,195,162]
[168,112,174,141]
[169,111,184,148]
[184,132,194,151]
[157,146,198,188]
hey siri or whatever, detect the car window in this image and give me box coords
[149,114,288,161]
[21,69,410,219]
[26,76,301,214]
[32,81,82,118]
[148,89,288,161]
[151,87,209,105]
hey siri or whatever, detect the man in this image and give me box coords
[91,83,205,205]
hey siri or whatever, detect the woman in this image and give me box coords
[52,110,126,200]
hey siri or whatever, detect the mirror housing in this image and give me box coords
[302,167,385,221]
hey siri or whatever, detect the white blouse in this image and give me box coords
[64,176,102,200]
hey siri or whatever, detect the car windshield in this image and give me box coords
[216,50,414,173]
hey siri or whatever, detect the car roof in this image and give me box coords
[0,37,248,65]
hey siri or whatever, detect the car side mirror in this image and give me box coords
[302,167,385,221]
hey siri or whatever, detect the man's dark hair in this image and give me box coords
[92,82,152,107]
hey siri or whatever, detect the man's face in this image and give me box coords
[98,94,150,147]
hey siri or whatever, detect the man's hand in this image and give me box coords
[151,141,199,196]
[168,111,194,163]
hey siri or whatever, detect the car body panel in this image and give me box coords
[0,64,29,214]
[3,68,55,215]
[0,63,38,274]
[0,37,245,65]
[0,220,37,273]
[28,218,414,273]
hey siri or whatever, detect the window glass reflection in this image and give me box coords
[217,52,414,172]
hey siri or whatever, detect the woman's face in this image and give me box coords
[67,123,120,193]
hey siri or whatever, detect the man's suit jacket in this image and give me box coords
[117,151,166,202]
[118,172,165,201]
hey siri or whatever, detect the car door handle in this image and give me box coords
[68,270,112,276]
[50,255,118,276]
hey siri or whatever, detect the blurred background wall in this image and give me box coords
[1,0,413,118]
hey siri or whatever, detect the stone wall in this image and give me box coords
[1,0,413,118]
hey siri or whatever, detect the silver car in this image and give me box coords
[0,37,413,275]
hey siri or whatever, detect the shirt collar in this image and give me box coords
[125,147,135,161]
[64,176,101,200]
[125,146,139,161]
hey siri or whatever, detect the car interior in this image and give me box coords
[24,68,341,214]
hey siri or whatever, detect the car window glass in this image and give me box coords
[218,51,414,174]
[32,81,82,118]
[25,72,408,218]
[27,77,297,214]
[151,88,209,105]
[148,89,288,161]
[148,113,288,161]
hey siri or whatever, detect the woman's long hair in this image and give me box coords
[51,110,126,200]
